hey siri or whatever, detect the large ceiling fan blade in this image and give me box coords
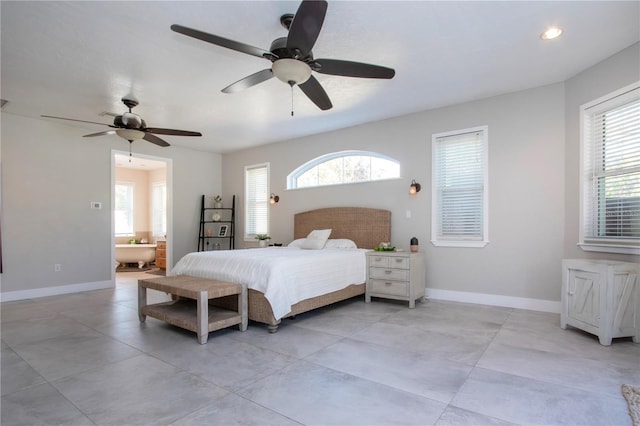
[41,115,111,127]
[171,24,271,59]
[313,59,396,79]
[286,0,327,57]
[142,133,171,147]
[222,69,274,93]
[144,128,202,137]
[298,75,332,111]
[83,130,116,138]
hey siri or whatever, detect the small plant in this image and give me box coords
[254,234,271,241]
[213,195,222,203]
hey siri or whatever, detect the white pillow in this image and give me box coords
[324,239,358,249]
[301,229,332,250]
[287,238,306,248]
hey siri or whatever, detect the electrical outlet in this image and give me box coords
[54,264,62,272]
[91,202,102,209]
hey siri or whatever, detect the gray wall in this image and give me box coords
[1,113,221,299]
[2,42,637,305]
[221,42,640,308]
[563,42,640,263]
[222,82,566,307]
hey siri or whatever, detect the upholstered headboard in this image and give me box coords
[294,207,391,249]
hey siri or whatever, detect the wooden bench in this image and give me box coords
[138,275,247,344]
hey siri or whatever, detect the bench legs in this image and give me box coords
[138,285,147,322]
[197,290,208,344]
[239,285,248,332]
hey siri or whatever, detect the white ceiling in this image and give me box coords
[2,1,639,154]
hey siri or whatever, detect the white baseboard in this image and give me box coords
[425,288,561,314]
[0,280,114,302]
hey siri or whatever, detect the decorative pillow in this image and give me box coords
[301,229,332,250]
[324,239,358,249]
[287,238,306,248]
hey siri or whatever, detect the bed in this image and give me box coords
[172,206,391,332]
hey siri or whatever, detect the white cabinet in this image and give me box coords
[561,259,640,346]
[365,251,426,308]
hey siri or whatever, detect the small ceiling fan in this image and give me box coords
[171,0,395,112]
[42,97,202,147]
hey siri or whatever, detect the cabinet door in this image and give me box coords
[567,269,600,327]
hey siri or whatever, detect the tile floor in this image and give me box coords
[2,271,638,425]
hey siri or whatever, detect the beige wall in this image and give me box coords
[114,166,167,243]
[115,167,150,239]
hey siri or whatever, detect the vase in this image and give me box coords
[259,240,267,247]
[214,202,223,209]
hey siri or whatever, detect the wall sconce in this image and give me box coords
[269,193,280,205]
[409,179,421,195]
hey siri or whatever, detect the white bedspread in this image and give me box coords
[171,247,368,320]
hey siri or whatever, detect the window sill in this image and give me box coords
[578,243,640,255]
[431,240,489,248]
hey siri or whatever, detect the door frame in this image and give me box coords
[111,150,173,283]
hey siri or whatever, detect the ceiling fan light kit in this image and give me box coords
[115,129,145,141]
[41,97,202,152]
[272,59,311,85]
[171,0,395,112]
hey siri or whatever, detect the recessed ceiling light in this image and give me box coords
[541,27,563,40]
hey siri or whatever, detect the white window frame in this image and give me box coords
[431,126,489,248]
[579,82,640,255]
[245,162,270,241]
[287,150,401,189]
[115,181,134,237]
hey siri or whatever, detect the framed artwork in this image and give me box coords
[218,225,228,237]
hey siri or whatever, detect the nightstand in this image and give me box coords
[365,251,426,308]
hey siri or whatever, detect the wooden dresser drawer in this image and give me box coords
[156,240,167,270]
[369,267,409,281]
[370,279,409,297]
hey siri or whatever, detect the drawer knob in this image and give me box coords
[385,282,392,286]
[384,270,392,275]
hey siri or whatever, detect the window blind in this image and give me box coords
[583,88,640,244]
[432,128,487,245]
[245,164,269,238]
[115,182,134,236]
[151,182,166,237]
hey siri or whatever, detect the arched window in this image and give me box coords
[287,150,401,189]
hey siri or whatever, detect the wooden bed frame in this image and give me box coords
[247,206,391,332]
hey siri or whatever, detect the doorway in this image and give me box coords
[111,150,173,284]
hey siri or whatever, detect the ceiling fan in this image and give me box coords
[171,0,395,112]
[41,97,202,147]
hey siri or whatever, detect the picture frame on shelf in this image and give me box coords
[218,225,228,237]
